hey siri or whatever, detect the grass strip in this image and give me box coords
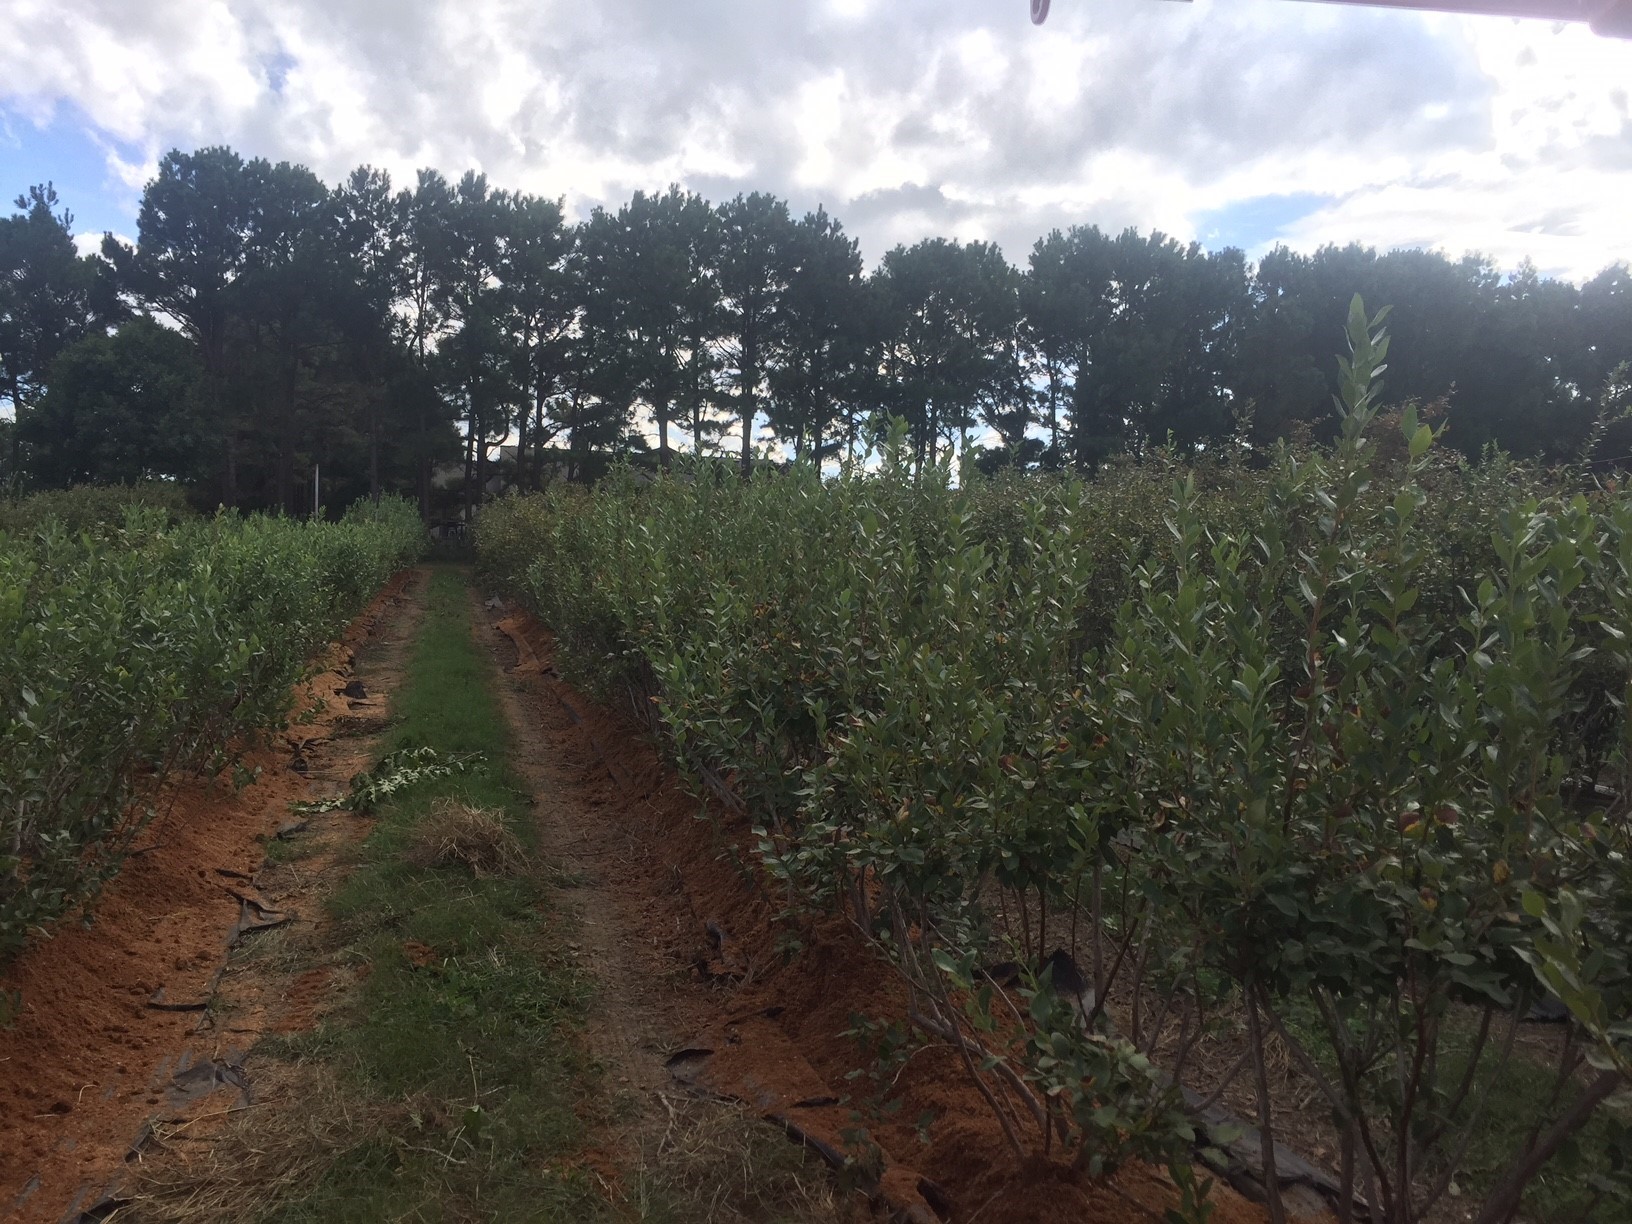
[264,566,605,1222]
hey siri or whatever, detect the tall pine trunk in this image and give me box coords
[369,416,381,503]
[205,324,238,508]
[515,397,529,495]
[739,317,758,474]
[462,408,476,524]
[276,359,298,516]
[224,428,238,509]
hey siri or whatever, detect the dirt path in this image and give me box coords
[0,569,426,1224]
[2,569,1277,1224]
[472,589,746,1195]
[479,588,898,1224]
[472,591,1283,1224]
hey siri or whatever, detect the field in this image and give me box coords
[475,305,1632,1224]
[2,308,1630,1224]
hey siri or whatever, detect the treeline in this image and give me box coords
[1,145,1629,515]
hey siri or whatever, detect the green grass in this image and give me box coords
[1268,992,1626,1223]
[261,831,318,865]
[262,567,609,1223]
[1445,1039,1629,1223]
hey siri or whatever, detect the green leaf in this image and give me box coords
[1409,424,1433,459]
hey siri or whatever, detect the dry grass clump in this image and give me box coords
[626,1094,851,1223]
[123,1062,383,1222]
[405,798,529,878]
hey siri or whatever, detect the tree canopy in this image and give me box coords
[2,145,1628,512]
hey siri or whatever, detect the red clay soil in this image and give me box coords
[494,612,1281,1224]
[0,571,414,1224]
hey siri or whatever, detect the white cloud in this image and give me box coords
[1262,15,1632,278]
[1,0,1627,279]
[4,0,263,143]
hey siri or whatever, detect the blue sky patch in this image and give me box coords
[1193,191,1334,255]
[0,107,143,240]
[263,49,297,97]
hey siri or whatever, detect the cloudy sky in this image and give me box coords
[2,0,1629,282]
